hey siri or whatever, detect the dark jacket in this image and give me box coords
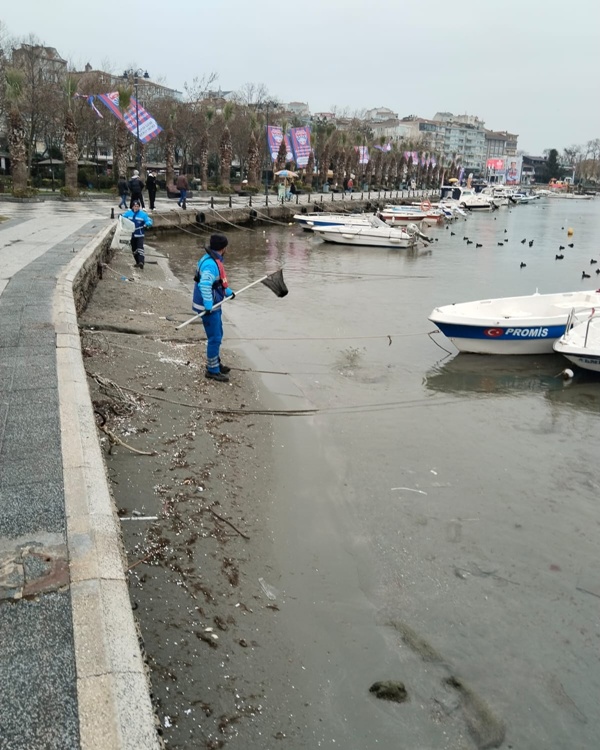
[176,174,189,191]
[129,176,145,195]
[146,174,157,193]
[117,177,129,194]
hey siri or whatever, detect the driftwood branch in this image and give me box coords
[98,424,156,456]
[202,506,250,540]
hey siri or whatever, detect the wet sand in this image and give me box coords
[82,199,600,749]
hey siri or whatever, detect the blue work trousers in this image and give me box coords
[202,308,223,372]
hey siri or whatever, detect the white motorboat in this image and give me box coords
[312,215,431,249]
[429,289,600,354]
[379,203,434,225]
[480,185,517,207]
[439,185,494,211]
[510,191,540,204]
[554,308,600,372]
[293,212,374,230]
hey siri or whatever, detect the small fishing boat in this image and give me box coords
[439,185,494,211]
[510,191,540,204]
[553,308,600,372]
[429,289,600,354]
[379,202,444,225]
[293,212,374,230]
[312,216,431,249]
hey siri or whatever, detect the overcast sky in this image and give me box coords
[2,0,599,154]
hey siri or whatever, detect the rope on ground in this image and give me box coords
[86,371,456,417]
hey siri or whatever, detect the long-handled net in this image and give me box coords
[176,268,288,329]
[261,268,288,297]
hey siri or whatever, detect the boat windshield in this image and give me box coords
[370,214,388,228]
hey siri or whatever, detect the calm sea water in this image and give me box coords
[159,197,600,748]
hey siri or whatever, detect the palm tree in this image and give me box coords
[219,103,234,188]
[63,76,78,195]
[114,87,132,180]
[5,68,27,194]
[246,128,260,187]
[275,138,287,173]
[198,108,214,191]
[304,150,314,189]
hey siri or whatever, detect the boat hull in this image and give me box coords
[559,353,600,372]
[429,290,600,354]
[553,316,600,372]
[433,322,567,354]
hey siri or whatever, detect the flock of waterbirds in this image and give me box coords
[446,218,598,279]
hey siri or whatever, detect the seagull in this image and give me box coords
[466,240,474,245]
[504,238,509,242]
[521,239,527,244]
[504,229,508,233]
[555,254,564,260]
[582,271,591,279]
[463,236,469,241]
[596,268,600,275]
[568,243,574,248]
[528,240,534,247]
[498,242,504,247]
[450,231,456,236]
[520,262,527,268]
[591,259,597,264]
[559,245,565,250]
[476,243,483,248]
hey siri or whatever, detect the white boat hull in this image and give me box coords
[554,314,600,372]
[293,212,374,230]
[312,224,418,248]
[429,290,600,354]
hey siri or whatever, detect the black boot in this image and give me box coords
[219,363,231,374]
[205,370,229,382]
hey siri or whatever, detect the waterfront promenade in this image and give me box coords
[0,186,430,748]
[0,200,159,749]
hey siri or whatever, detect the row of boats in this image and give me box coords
[292,183,548,249]
[292,187,600,376]
[429,290,600,373]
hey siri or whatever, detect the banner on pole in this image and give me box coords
[355,145,369,164]
[267,126,292,162]
[289,126,311,167]
[97,92,162,143]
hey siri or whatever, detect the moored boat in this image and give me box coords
[312,216,431,248]
[439,185,494,211]
[429,289,600,354]
[293,212,374,230]
[553,308,600,372]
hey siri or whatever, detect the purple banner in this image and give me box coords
[289,126,311,167]
[97,91,162,143]
[355,145,369,164]
[267,126,292,162]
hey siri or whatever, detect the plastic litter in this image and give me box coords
[258,577,278,600]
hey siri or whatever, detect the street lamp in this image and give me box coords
[122,68,150,171]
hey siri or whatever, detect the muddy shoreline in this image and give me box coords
[80,242,309,748]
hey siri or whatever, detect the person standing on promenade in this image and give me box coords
[146,170,157,210]
[117,175,129,209]
[176,172,189,209]
[192,234,235,382]
[121,199,153,269]
[129,170,145,208]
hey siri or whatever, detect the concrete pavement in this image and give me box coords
[0,200,160,749]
